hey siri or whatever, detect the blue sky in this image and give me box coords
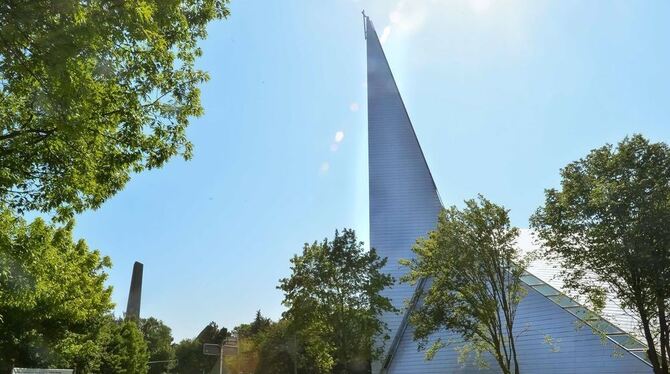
[72,0,670,341]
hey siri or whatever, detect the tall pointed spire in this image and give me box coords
[365,15,443,370]
[364,14,655,374]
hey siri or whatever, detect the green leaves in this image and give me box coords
[0,207,113,371]
[140,317,176,374]
[531,135,670,373]
[278,229,395,373]
[174,321,227,374]
[0,0,229,216]
[0,209,153,373]
[0,1,229,369]
[100,319,150,374]
[403,196,526,374]
[254,318,302,374]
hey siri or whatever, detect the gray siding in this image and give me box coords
[364,15,652,374]
[389,286,651,373]
[518,229,642,337]
[366,16,443,369]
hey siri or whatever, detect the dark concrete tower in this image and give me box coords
[125,261,143,320]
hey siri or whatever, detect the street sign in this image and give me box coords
[222,337,239,355]
[222,345,238,355]
[203,343,220,356]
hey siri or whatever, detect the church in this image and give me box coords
[364,15,652,374]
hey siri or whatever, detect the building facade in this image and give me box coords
[364,15,652,374]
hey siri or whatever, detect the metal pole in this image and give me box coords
[219,340,224,374]
[237,337,241,374]
[293,334,298,374]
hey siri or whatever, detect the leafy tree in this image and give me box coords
[0,207,113,372]
[531,135,670,374]
[401,196,526,374]
[194,321,229,344]
[100,319,150,374]
[224,312,316,374]
[174,322,228,374]
[0,0,229,215]
[224,336,256,374]
[140,317,176,374]
[245,310,272,338]
[278,229,395,373]
[224,311,271,374]
[47,316,112,373]
[255,319,304,374]
[174,339,206,374]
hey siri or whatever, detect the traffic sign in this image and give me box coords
[203,343,220,356]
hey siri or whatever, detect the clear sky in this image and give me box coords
[72,0,670,341]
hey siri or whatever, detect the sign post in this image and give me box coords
[220,342,224,374]
[204,337,239,374]
[203,343,223,374]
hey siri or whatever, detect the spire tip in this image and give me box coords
[362,10,368,39]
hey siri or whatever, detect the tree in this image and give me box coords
[140,317,176,374]
[0,0,229,215]
[224,335,257,374]
[174,339,207,374]
[174,322,228,374]
[224,310,272,374]
[194,321,228,345]
[255,319,307,374]
[246,310,272,337]
[100,319,150,374]
[278,229,395,373]
[531,135,670,374]
[401,196,526,374]
[222,311,312,374]
[0,207,113,372]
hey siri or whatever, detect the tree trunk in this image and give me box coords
[657,297,669,374]
[639,304,664,374]
[508,324,520,374]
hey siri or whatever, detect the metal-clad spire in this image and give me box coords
[365,16,443,372]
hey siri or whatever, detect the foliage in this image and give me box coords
[254,319,303,374]
[0,207,113,371]
[237,310,272,339]
[174,322,228,374]
[401,196,526,374]
[531,135,670,374]
[0,0,229,216]
[194,321,229,345]
[100,319,150,374]
[224,311,315,374]
[140,317,176,374]
[278,229,395,373]
[224,335,256,374]
[174,339,208,374]
[224,311,301,374]
[224,311,272,374]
